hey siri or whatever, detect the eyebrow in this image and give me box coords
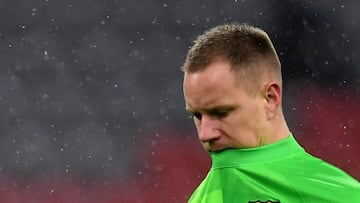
[186,105,236,114]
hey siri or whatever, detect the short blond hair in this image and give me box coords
[182,23,281,93]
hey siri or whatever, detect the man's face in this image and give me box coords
[183,58,267,152]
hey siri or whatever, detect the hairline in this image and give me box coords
[183,54,281,95]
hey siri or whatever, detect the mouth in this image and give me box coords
[205,143,226,153]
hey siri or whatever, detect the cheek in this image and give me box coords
[249,105,267,128]
[231,106,262,128]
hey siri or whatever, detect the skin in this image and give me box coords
[183,57,290,152]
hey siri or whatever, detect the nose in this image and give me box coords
[198,115,221,142]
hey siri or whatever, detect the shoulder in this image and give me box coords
[276,152,360,200]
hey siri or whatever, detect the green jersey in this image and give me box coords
[188,134,360,203]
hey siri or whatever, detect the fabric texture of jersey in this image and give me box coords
[188,133,360,203]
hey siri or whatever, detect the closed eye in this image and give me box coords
[187,106,234,120]
[210,110,230,118]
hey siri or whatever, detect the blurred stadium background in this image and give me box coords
[0,0,359,202]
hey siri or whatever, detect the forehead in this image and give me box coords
[183,59,245,110]
[185,59,235,85]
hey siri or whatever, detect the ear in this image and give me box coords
[264,82,282,120]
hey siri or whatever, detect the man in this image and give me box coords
[182,23,360,202]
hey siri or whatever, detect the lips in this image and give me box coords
[203,142,226,152]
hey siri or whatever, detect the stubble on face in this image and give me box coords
[184,58,268,151]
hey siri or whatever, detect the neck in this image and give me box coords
[262,112,290,146]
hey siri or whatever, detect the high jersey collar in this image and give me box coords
[210,133,305,168]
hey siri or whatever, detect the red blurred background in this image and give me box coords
[0,87,358,202]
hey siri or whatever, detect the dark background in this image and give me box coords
[0,0,359,202]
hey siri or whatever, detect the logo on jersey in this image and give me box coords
[248,201,280,203]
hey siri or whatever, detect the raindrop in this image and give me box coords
[32,8,37,16]
[44,51,50,60]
